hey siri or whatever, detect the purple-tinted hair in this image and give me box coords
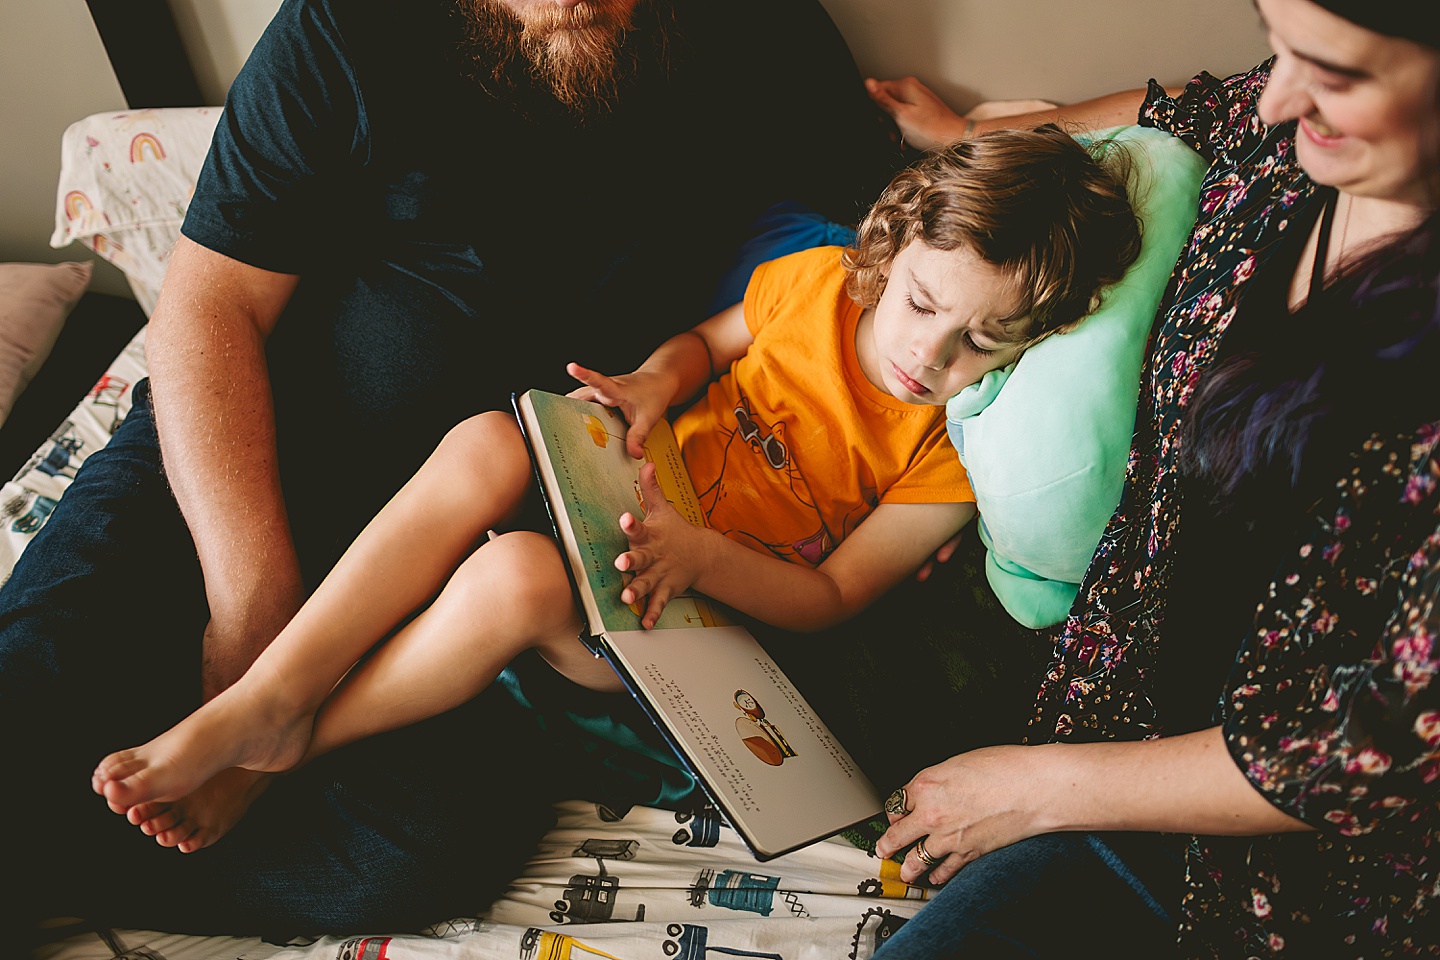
[1181,210,1440,507]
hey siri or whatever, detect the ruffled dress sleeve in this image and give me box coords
[1139,58,1275,170]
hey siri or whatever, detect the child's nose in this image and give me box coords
[912,335,950,370]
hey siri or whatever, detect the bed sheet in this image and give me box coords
[40,800,927,960]
[0,326,145,581]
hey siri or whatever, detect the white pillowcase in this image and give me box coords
[0,261,93,426]
[50,107,222,316]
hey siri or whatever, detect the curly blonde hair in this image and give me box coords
[843,124,1141,342]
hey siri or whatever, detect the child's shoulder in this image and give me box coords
[766,243,846,273]
[751,244,848,294]
[744,245,856,338]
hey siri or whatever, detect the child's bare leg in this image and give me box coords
[122,530,614,851]
[93,412,537,812]
[302,529,620,761]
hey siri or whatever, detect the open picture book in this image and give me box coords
[513,388,884,860]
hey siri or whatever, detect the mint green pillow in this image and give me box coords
[945,125,1206,628]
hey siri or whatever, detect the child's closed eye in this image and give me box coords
[905,295,934,317]
[962,332,996,355]
[904,291,1001,356]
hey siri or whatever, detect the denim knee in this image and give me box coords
[870,832,1184,959]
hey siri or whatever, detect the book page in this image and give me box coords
[604,625,884,859]
[520,390,737,634]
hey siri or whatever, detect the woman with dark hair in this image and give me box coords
[863,0,1440,955]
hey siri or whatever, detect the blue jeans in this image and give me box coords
[0,380,562,940]
[870,832,1186,959]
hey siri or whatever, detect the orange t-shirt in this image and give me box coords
[673,246,973,568]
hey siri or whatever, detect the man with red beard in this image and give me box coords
[0,0,901,944]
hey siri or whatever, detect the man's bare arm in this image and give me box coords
[145,236,302,698]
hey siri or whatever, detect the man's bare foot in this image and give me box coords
[124,768,275,853]
[92,679,314,813]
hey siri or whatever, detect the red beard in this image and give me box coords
[456,0,674,119]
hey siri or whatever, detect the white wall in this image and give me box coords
[169,0,1271,111]
[0,0,131,295]
[1,0,1271,299]
[823,0,1271,109]
[166,0,283,107]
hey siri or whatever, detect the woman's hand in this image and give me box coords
[615,464,712,628]
[566,361,675,460]
[877,732,1314,886]
[865,77,970,152]
[875,745,1055,885]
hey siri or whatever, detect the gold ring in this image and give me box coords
[914,837,941,867]
[884,787,911,817]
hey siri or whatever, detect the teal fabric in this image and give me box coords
[496,651,702,813]
[945,125,1207,628]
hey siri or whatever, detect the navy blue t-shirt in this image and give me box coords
[181,0,900,577]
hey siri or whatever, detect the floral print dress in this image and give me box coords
[1026,60,1440,956]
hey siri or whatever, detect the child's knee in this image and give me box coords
[441,411,523,456]
[434,411,529,481]
[456,532,576,629]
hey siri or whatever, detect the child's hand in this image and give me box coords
[567,362,672,460]
[615,464,709,629]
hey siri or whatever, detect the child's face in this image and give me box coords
[857,240,1027,406]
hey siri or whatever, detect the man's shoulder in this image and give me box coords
[283,0,455,58]
[283,0,464,102]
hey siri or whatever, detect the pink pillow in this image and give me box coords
[0,261,92,425]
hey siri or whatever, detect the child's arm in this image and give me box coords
[618,464,977,631]
[568,303,753,461]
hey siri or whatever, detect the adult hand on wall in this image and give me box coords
[864,76,969,151]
